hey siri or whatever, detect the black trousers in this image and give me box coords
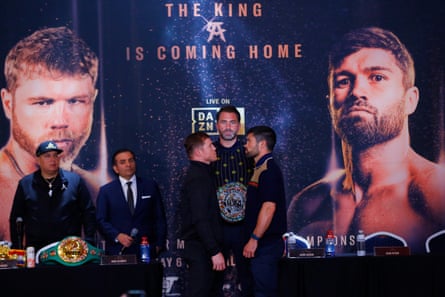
[184,240,224,297]
[221,222,253,297]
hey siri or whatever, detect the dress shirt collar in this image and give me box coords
[119,175,136,187]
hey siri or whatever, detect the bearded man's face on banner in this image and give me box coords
[329,48,417,148]
[3,73,96,166]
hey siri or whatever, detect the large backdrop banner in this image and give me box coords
[0,0,444,296]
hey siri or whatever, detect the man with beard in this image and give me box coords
[0,27,111,241]
[287,27,445,254]
[212,105,253,296]
[179,132,226,297]
[242,126,286,297]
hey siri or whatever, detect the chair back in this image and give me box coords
[364,231,407,254]
[425,230,445,254]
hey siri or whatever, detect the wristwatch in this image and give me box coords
[251,233,260,240]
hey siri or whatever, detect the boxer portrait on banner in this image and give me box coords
[287,27,445,254]
[0,27,112,241]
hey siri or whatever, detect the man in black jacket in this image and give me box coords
[9,141,96,251]
[179,132,226,297]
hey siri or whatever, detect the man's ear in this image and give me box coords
[196,145,204,157]
[112,164,118,175]
[258,139,266,151]
[1,88,13,120]
[405,86,419,116]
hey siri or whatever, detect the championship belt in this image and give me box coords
[217,182,247,223]
[37,236,104,266]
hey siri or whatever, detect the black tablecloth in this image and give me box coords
[0,261,163,297]
[279,255,445,297]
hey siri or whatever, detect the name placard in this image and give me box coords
[290,248,325,258]
[0,260,17,269]
[100,254,138,265]
[374,246,410,256]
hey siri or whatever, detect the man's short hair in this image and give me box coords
[4,26,99,93]
[328,27,415,90]
[216,105,241,122]
[246,126,276,151]
[112,148,136,166]
[183,132,210,158]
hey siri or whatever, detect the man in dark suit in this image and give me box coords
[96,148,167,258]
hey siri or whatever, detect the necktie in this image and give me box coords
[127,181,134,215]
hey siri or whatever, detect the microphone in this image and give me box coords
[119,228,138,255]
[16,217,23,249]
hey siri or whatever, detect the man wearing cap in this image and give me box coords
[9,141,96,251]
